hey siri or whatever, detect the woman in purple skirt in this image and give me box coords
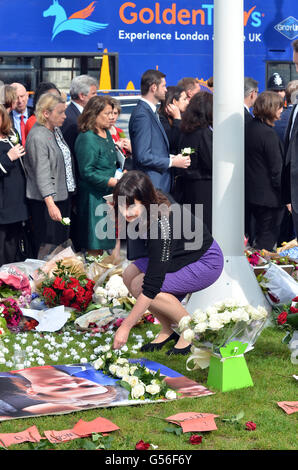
[112,171,224,355]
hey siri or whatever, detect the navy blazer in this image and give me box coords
[129,99,171,192]
[61,102,81,157]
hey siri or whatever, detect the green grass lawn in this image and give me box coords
[0,324,297,451]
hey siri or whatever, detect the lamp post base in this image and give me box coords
[186,255,270,314]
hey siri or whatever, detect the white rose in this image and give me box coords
[93,357,104,369]
[206,306,218,316]
[179,316,191,330]
[62,217,71,225]
[165,390,177,400]
[194,322,207,334]
[219,311,232,324]
[183,328,195,342]
[131,383,145,399]
[109,364,118,375]
[208,319,224,331]
[126,376,139,387]
[117,366,130,378]
[146,384,161,395]
[250,306,268,320]
[116,358,129,365]
[106,352,112,359]
[129,366,138,374]
[193,311,208,323]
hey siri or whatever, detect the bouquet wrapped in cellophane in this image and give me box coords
[178,299,269,370]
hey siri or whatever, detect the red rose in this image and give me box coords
[292,296,298,302]
[86,279,95,291]
[189,434,203,445]
[268,292,279,303]
[52,277,65,290]
[135,440,150,450]
[277,311,288,325]
[67,278,80,289]
[43,287,57,305]
[245,421,256,431]
[60,288,75,303]
[145,314,155,323]
[290,306,298,313]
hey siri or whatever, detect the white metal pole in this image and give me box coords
[186,0,269,312]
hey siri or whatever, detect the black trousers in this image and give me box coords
[0,222,24,266]
[291,207,298,240]
[248,203,284,251]
[28,198,71,258]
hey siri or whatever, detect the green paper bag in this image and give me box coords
[207,341,253,392]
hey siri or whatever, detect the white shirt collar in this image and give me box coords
[71,101,84,114]
[140,97,157,114]
[12,108,28,119]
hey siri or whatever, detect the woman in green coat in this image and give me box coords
[75,96,119,253]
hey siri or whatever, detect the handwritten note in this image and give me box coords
[277,401,298,415]
[0,425,42,448]
[165,412,219,433]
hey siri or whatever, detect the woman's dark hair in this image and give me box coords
[113,171,170,223]
[78,95,114,133]
[180,91,213,133]
[158,86,185,118]
[253,91,284,126]
[33,82,60,111]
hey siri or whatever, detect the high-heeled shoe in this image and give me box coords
[140,331,180,352]
[166,344,192,356]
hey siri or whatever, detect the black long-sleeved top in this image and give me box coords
[141,202,213,299]
[245,118,284,208]
[159,114,182,155]
[178,126,213,180]
[0,138,28,224]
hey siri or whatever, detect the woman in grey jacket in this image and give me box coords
[25,93,76,257]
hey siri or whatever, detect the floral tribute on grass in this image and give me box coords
[0,298,23,332]
[179,299,268,360]
[272,296,298,346]
[38,261,95,312]
[178,299,268,392]
[93,346,177,401]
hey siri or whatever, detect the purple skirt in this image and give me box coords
[133,240,224,301]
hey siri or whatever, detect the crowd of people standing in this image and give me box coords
[0,39,298,352]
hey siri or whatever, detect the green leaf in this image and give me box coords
[81,439,98,450]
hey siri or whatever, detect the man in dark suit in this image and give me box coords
[129,69,190,192]
[244,77,258,246]
[61,75,97,156]
[283,39,298,238]
[244,77,258,124]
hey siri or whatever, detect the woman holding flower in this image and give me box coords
[0,104,28,265]
[178,91,213,233]
[158,86,189,155]
[111,171,224,354]
[25,93,76,257]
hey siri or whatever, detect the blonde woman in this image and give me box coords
[25,93,76,257]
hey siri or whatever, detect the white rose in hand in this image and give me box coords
[61,217,71,226]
